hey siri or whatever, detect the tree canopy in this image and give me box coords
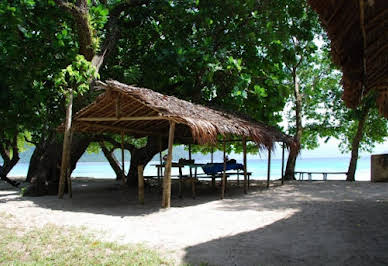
[0,0,386,189]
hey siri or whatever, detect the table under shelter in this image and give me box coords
[58,80,293,208]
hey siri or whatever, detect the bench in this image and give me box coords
[294,171,348,181]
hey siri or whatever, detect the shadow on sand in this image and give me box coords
[183,192,388,266]
[0,178,280,217]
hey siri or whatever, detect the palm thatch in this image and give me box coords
[308,0,388,118]
[69,80,292,149]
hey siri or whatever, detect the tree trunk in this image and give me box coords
[100,142,123,180]
[346,106,370,181]
[58,92,73,198]
[23,0,147,195]
[24,134,90,196]
[127,136,167,186]
[284,69,303,180]
[0,134,20,187]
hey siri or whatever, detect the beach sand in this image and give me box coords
[1,178,388,265]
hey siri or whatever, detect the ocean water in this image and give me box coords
[8,156,371,181]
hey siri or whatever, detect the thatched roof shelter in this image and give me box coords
[59,80,291,207]
[71,80,292,148]
[308,0,388,118]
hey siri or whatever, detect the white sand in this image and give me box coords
[1,179,388,265]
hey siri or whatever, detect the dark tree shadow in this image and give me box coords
[0,178,279,217]
[183,199,388,266]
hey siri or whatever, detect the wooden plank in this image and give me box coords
[121,131,126,184]
[138,165,144,204]
[294,171,348,175]
[75,122,162,136]
[267,149,271,188]
[77,116,168,122]
[243,137,248,194]
[281,143,285,185]
[58,92,73,199]
[221,138,226,199]
[162,121,175,208]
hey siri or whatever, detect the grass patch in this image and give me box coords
[0,214,170,265]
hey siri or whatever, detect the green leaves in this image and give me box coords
[54,55,99,96]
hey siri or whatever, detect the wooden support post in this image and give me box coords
[188,144,193,178]
[221,138,227,199]
[121,131,126,184]
[211,147,214,163]
[66,129,74,198]
[267,149,271,188]
[243,137,248,194]
[138,165,144,204]
[281,143,285,185]
[162,121,175,208]
[178,166,183,199]
[58,91,73,199]
[192,167,197,199]
[158,136,163,189]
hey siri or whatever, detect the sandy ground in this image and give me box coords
[1,178,388,266]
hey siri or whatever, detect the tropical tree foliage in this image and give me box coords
[1,0,386,193]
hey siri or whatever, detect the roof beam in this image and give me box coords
[74,122,165,136]
[76,116,169,122]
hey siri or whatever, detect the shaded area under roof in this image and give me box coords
[308,0,388,118]
[69,80,293,148]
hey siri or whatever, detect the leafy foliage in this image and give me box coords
[54,54,99,96]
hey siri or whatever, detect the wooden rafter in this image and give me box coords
[76,116,168,122]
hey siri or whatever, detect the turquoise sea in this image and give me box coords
[8,156,371,181]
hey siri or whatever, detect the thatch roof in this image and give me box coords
[308,0,388,118]
[70,80,292,148]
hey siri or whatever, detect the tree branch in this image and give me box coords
[55,0,95,60]
[92,0,150,71]
[91,134,136,152]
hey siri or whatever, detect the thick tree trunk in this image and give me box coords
[23,0,148,195]
[346,106,370,181]
[127,136,167,186]
[24,134,90,196]
[0,135,20,187]
[284,69,303,180]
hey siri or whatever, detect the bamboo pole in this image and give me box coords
[138,165,144,204]
[58,91,73,199]
[281,143,285,185]
[267,149,271,188]
[121,131,126,184]
[162,121,175,208]
[243,137,248,194]
[66,129,74,198]
[221,138,227,199]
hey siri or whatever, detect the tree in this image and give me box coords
[318,87,388,181]
[265,0,322,180]
[2,0,327,193]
